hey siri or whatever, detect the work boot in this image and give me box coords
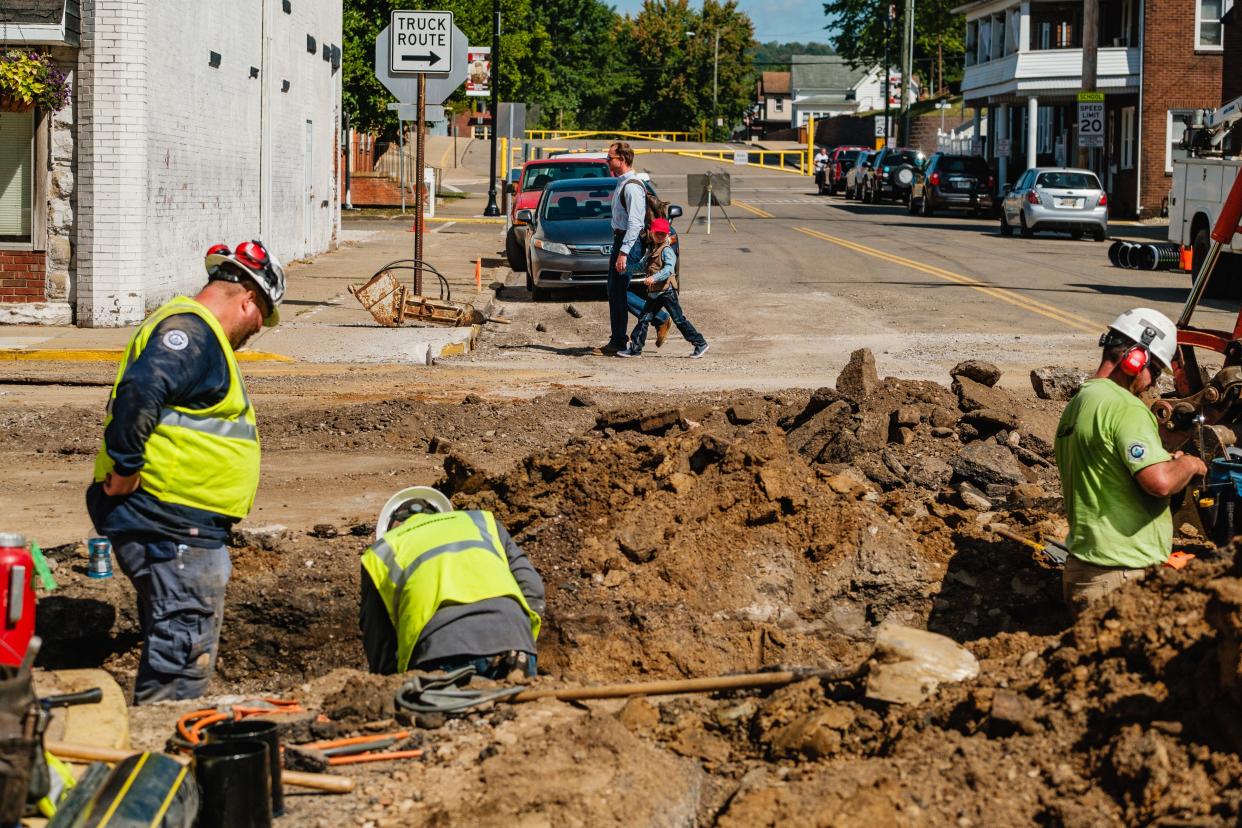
[655,319,672,348]
[591,343,624,356]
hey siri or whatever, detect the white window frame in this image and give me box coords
[1120,107,1135,170]
[1196,0,1226,50]
[775,98,783,112]
[1166,109,1195,173]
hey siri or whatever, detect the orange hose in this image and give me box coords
[303,731,409,751]
[328,749,423,766]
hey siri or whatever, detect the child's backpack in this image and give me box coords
[620,178,669,247]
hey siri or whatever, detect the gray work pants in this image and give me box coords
[112,538,231,705]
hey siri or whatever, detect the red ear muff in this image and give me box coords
[1119,346,1148,376]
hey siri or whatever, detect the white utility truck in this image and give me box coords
[1169,95,1242,293]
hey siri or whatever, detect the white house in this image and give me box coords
[789,55,920,126]
[0,0,343,326]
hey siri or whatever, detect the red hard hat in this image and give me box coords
[204,240,286,327]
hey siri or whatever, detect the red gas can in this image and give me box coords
[0,533,36,667]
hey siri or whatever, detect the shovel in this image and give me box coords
[394,623,978,713]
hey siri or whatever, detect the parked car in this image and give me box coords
[827,146,871,195]
[999,167,1108,241]
[505,157,611,271]
[517,177,683,301]
[861,147,925,204]
[909,154,995,217]
[844,151,875,200]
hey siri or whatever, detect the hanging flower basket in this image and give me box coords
[0,51,70,113]
[0,93,35,113]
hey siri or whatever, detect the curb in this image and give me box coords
[0,349,295,363]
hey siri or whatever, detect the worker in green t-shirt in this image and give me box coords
[1054,307,1206,619]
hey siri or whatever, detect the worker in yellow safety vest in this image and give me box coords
[87,241,285,704]
[359,486,545,678]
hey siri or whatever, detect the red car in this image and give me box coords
[506,156,611,271]
[827,146,873,195]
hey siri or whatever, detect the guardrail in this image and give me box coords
[524,129,701,143]
[521,146,809,174]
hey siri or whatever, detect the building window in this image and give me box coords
[0,110,33,244]
[775,98,783,112]
[1166,109,1195,172]
[1197,0,1225,49]
[965,20,978,66]
[1120,107,1135,170]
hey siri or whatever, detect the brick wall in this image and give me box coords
[1139,0,1224,217]
[0,251,47,302]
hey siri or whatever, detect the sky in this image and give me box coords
[608,0,837,45]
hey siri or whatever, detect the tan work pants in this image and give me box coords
[1062,555,1149,620]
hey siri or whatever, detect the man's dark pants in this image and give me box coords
[112,537,231,704]
[607,230,630,349]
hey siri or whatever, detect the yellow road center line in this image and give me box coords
[794,227,1100,333]
[0,349,294,363]
[733,199,775,218]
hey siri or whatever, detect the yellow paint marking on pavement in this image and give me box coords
[427,216,505,225]
[0,349,294,363]
[733,199,775,218]
[794,227,1101,333]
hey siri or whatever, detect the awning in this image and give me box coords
[0,0,80,47]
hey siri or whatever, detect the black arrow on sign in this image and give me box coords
[401,51,441,65]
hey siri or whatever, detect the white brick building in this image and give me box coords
[1,0,342,326]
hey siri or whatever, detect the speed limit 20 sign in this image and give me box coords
[1077,91,1104,148]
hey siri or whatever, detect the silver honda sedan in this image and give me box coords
[999,167,1108,241]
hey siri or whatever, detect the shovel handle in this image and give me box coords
[45,740,354,794]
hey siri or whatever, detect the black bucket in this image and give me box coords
[204,719,284,816]
[192,741,272,828]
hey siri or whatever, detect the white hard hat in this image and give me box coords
[1105,307,1177,369]
[375,486,454,541]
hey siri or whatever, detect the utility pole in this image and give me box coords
[482,0,501,217]
[712,30,720,142]
[900,0,914,144]
[883,2,893,147]
[1077,0,1098,168]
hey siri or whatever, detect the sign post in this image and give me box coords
[376,11,466,296]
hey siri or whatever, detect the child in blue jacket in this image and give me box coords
[617,218,709,358]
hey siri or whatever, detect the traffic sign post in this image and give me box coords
[376,12,468,296]
[1077,91,1105,149]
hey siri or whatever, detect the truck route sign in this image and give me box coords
[389,10,454,74]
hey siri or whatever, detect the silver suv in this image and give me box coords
[999,167,1108,241]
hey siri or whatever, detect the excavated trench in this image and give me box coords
[23,369,1242,824]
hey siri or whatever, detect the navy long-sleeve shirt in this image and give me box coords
[86,313,238,547]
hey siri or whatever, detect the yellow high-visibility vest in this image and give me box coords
[360,510,541,673]
[93,297,260,519]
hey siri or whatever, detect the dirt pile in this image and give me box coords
[442,364,1070,683]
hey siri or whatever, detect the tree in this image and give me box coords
[822,0,964,92]
[623,0,755,135]
[531,0,626,128]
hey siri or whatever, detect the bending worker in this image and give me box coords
[87,241,285,704]
[1054,307,1206,619]
[359,487,544,678]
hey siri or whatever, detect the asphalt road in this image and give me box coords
[462,145,1236,393]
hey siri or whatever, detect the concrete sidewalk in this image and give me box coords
[0,220,508,365]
